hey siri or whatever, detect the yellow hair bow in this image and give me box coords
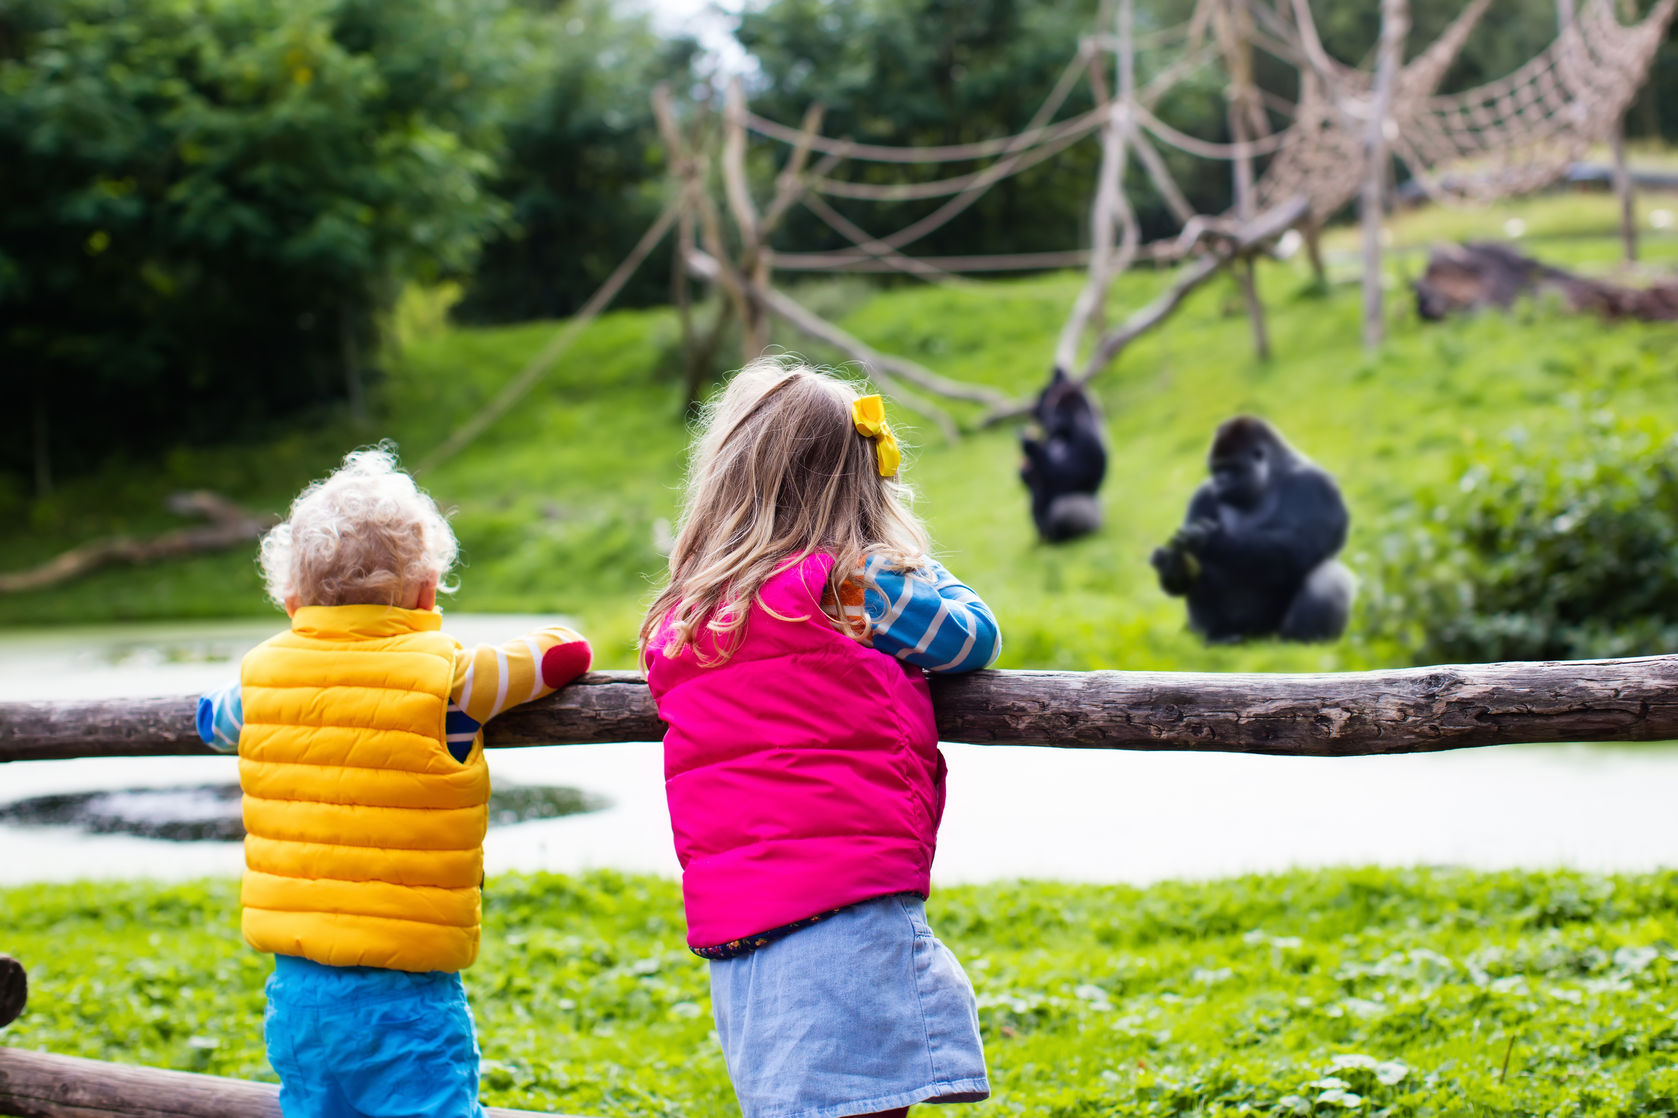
[851,395,901,478]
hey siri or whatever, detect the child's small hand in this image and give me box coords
[539,637,593,689]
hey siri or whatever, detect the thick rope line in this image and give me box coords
[799,193,972,287]
[414,200,682,477]
[743,44,1091,165]
[766,248,1098,273]
[806,110,1105,201]
[1134,103,1293,159]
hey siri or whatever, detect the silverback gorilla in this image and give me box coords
[1020,367,1106,542]
[1150,416,1354,642]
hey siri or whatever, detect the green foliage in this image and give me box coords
[0,0,519,480]
[4,868,1677,1114]
[453,0,702,324]
[1363,410,1678,664]
[6,194,1678,679]
[737,0,1138,251]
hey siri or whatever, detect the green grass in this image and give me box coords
[5,192,1678,675]
[3,868,1676,1115]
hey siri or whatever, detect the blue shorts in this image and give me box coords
[265,955,484,1118]
[709,894,990,1118]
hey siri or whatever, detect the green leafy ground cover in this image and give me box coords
[3,868,1676,1116]
[5,193,1678,674]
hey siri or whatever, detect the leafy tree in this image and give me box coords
[0,0,520,490]
[454,0,702,324]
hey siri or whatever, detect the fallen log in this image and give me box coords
[0,493,277,596]
[1414,242,1678,323]
[0,1047,566,1118]
[0,956,24,1029]
[4,656,1678,763]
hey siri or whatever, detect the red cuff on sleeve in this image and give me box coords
[540,641,593,688]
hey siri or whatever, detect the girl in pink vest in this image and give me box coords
[642,358,1001,1118]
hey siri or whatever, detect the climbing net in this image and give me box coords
[423,0,1677,467]
[1264,0,1678,218]
[718,0,1676,423]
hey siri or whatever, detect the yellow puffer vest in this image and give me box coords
[238,605,488,973]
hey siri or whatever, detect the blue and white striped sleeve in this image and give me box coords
[861,556,1001,673]
[196,681,244,753]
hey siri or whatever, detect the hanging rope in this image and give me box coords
[806,110,1105,201]
[414,199,683,477]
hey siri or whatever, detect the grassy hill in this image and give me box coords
[4,192,1676,674]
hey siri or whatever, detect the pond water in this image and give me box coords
[2,618,1674,886]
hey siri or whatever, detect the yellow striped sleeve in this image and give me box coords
[449,625,590,724]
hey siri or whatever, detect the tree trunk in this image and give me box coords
[1361,0,1409,351]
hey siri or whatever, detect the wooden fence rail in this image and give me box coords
[0,1047,568,1118]
[5,657,1678,764]
[4,657,1677,1116]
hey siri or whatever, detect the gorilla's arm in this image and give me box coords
[1151,484,1219,595]
[1197,469,1348,586]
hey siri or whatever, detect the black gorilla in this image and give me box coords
[1150,416,1354,642]
[1020,367,1106,542]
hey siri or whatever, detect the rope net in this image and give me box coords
[1261,0,1678,220]
[738,0,1675,277]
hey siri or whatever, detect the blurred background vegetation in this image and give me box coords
[4,0,1678,672]
[6,0,1677,484]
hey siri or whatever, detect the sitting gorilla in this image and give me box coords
[1020,367,1106,542]
[1150,416,1354,642]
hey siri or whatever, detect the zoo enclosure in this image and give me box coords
[3,655,1678,1118]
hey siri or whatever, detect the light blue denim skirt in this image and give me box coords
[709,893,990,1118]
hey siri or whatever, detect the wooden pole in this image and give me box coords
[0,1047,565,1118]
[722,77,769,359]
[651,83,752,365]
[1056,0,1137,372]
[1361,0,1408,351]
[1216,0,1271,360]
[1066,194,1309,393]
[0,956,24,1029]
[1611,122,1638,264]
[9,652,1678,762]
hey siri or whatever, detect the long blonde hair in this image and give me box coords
[640,357,931,666]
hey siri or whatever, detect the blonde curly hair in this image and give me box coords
[259,445,457,610]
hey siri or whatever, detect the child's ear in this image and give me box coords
[284,594,300,617]
[414,576,438,611]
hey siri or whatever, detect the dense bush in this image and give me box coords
[0,0,520,488]
[1364,413,1678,664]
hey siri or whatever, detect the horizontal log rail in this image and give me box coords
[0,1047,569,1118]
[5,657,1678,763]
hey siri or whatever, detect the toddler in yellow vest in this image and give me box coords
[197,447,592,1118]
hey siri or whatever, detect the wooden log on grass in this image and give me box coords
[0,1047,566,1118]
[6,658,1678,763]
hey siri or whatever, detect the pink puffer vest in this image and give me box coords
[645,553,945,948]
